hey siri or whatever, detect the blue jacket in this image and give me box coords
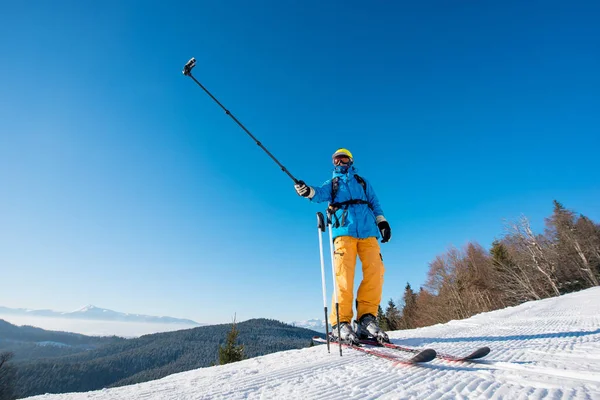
[310,166,384,240]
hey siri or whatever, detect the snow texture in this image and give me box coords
[25,287,600,399]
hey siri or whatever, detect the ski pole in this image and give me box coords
[326,212,343,356]
[182,57,299,183]
[316,212,330,353]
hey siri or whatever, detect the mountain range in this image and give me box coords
[287,318,327,333]
[0,305,201,325]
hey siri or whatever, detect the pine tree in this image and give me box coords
[546,200,599,288]
[384,299,401,331]
[490,240,512,270]
[376,305,388,331]
[401,283,418,329]
[218,318,245,365]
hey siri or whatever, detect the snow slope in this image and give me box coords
[26,287,600,399]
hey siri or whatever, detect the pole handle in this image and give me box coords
[316,212,326,232]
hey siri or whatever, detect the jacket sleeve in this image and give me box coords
[309,179,333,204]
[365,179,385,218]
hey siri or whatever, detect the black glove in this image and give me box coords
[294,180,314,198]
[378,220,391,243]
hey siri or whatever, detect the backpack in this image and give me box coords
[329,174,372,212]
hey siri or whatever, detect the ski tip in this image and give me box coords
[470,346,491,359]
[312,336,328,345]
[411,348,437,363]
[446,346,491,361]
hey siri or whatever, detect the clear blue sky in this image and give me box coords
[1,1,598,325]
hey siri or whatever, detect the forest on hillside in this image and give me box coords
[379,201,600,331]
[0,319,316,399]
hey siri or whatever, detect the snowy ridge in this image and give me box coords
[0,305,201,325]
[26,287,600,399]
[287,318,326,333]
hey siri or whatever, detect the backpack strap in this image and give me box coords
[331,175,367,203]
[331,177,340,203]
[354,174,367,194]
[328,175,372,228]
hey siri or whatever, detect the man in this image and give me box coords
[294,148,392,344]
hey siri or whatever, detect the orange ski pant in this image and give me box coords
[329,236,385,325]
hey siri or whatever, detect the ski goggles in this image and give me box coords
[333,155,351,165]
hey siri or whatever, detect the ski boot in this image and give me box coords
[331,322,360,345]
[355,314,390,343]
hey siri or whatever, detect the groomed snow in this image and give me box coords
[26,287,600,399]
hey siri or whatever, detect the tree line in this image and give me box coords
[379,201,600,330]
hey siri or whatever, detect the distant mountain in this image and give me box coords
[288,318,327,333]
[0,305,201,325]
[3,318,318,399]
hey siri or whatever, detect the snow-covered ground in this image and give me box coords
[26,287,600,399]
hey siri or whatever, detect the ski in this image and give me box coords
[313,336,436,365]
[359,339,490,362]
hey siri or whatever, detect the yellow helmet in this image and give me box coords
[332,148,353,161]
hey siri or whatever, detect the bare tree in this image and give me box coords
[425,251,467,321]
[576,216,600,276]
[466,243,504,307]
[506,215,561,297]
[490,239,543,303]
[401,201,599,330]
[546,201,599,287]
[413,288,439,327]
[423,243,500,324]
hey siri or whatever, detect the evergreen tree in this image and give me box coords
[218,319,245,365]
[490,240,512,270]
[401,283,418,329]
[489,240,526,305]
[376,305,389,331]
[384,299,401,331]
[546,200,599,288]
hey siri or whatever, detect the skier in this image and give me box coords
[294,148,392,344]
